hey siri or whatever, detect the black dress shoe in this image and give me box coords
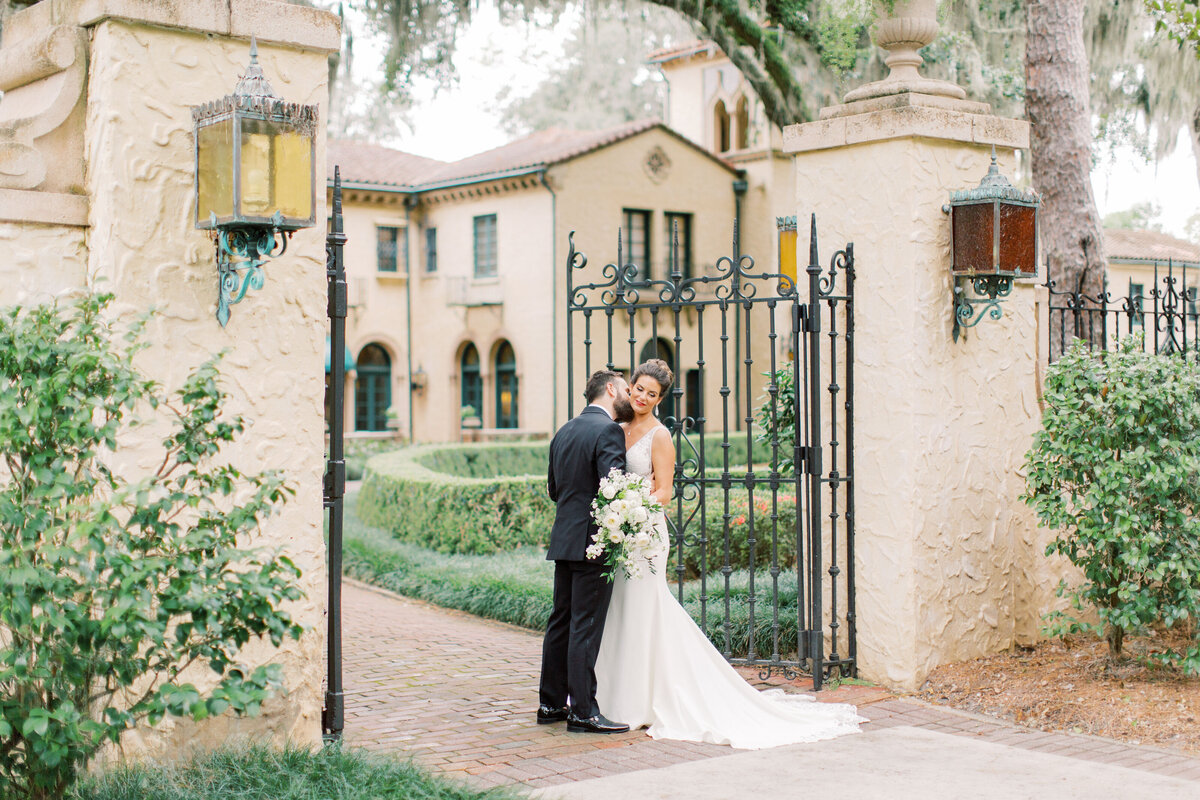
[566,712,630,734]
[536,704,570,724]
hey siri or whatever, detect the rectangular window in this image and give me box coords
[623,208,651,280]
[664,212,693,280]
[1130,282,1145,323]
[473,214,497,278]
[425,227,438,273]
[376,225,405,273]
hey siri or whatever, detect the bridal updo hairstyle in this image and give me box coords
[632,358,674,395]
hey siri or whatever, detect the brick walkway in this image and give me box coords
[341,580,1200,790]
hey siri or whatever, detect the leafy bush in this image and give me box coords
[0,295,303,800]
[673,489,800,576]
[417,443,548,478]
[752,367,799,475]
[1024,338,1200,671]
[344,493,799,658]
[71,741,517,800]
[358,443,554,554]
[341,438,404,482]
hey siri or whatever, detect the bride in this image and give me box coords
[593,358,864,749]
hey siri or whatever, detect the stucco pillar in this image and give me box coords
[784,92,1049,690]
[0,0,340,752]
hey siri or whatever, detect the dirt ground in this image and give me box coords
[917,630,1200,755]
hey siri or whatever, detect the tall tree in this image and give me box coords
[496,5,692,135]
[1026,0,1106,300]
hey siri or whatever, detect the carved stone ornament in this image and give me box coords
[843,0,966,103]
[644,146,671,183]
[0,25,88,192]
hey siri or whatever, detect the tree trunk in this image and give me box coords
[1026,0,1108,351]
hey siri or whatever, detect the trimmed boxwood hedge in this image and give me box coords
[358,443,554,555]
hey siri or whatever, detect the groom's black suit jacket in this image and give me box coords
[545,405,626,562]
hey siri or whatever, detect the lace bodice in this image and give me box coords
[625,425,661,479]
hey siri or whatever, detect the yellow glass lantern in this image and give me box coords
[192,39,317,325]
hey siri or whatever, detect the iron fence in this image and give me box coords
[1045,259,1200,362]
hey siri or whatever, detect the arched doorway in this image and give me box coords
[460,343,482,422]
[494,341,518,428]
[354,344,391,432]
[638,338,677,424]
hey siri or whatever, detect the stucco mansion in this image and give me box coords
[328,42,1200,442]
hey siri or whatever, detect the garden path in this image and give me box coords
[341,580,1200,794]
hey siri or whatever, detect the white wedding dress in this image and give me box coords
[594,425,865,749]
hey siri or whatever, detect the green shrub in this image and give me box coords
[417,442,548,478]
[668,489,799,577]
[340,438,405,482]
[70,741,517,800]
[343,495,554,629]
[358,443,553,554]
[344,493,800,658]
[0,295,303,800]
[1024,338,1200,671]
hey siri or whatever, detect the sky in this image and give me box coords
[346,3,1200,241]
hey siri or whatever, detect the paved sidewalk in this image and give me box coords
[341,580,1200,795]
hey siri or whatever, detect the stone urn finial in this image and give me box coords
[843,0,966,103]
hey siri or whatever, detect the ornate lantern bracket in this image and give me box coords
[193,39,317,327]
[943,148,1040,342]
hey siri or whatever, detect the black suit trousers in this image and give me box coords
[538,559,614,718]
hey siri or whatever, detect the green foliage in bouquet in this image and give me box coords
[1024,338,1200,672]
[358,444,554,554]
[0,294,303,800]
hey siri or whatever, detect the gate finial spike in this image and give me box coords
[332,165,342,218]
[809,213,818,268]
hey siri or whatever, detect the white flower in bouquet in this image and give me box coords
[633,506,649,523]
[607,529,624,543]
[602,510,621,530]
[602,483,618,500]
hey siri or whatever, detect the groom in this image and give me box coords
[537,370,633,734]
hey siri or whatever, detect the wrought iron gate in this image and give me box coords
[323,168,347,739]
[565,215,855,688]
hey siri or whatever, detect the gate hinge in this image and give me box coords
[323,459,346,502]
[795,304,819,333]
[803,445,820,476]
[328,279,348,319]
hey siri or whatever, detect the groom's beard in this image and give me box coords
[613,397,635,424]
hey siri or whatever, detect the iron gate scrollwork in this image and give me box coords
[565,215,855,688]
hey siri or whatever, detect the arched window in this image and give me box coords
[354,344,391,432]
[460,343,482,421]
[638,338,677,425]
[713,100,730,154]
[735,95,750,150]
[494,341,518,429]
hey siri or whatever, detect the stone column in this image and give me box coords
[784,45,1051,687]
[0,0,340,751]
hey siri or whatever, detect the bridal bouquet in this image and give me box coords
[587,468,666,581]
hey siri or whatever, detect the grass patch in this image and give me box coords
[70,742,518,800]
[342,493,801,659]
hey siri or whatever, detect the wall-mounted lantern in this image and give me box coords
[943,149,1040,342]
[193,38,317,326]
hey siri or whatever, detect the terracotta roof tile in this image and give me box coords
[1104,228,1200,264]
[326,120,739,193]
[418,119,664,186]
[327,139,446,189]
